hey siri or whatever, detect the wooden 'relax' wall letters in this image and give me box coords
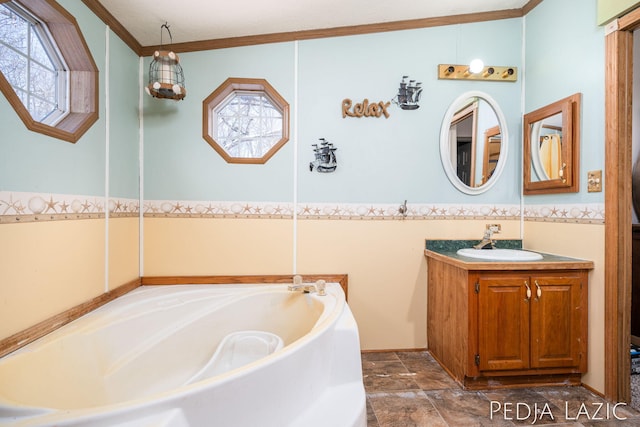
[342,99,391,119]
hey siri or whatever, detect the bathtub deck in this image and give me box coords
[363,351,640,427]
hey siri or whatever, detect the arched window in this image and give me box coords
[0,0,98,143]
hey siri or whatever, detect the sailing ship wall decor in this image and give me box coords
[392,76,422,110]
[310,138,337,173]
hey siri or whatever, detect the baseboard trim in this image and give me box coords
[361,348,427,353]
[0,278,141,358]
[581,382,607,400]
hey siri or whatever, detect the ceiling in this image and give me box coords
[95,0,532,48]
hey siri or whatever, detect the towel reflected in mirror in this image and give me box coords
[539,134,562,179]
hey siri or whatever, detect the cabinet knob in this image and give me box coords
[535,280,542,301]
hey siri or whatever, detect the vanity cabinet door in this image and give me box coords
[477,275,530,372]
[530,274,583,368]
[476,272,586,373]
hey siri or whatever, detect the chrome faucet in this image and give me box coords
[288,283,317,293]
[288,276,326,296]
[473,224,501,250]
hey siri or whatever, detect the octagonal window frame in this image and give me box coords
[0,0,98,144]
[203,77,289,164]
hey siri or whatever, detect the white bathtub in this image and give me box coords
[0,283,366,427]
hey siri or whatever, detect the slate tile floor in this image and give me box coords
[363,351,640,426]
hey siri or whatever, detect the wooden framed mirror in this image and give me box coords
[523,93,581,195]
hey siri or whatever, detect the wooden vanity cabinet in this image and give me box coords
[426,252,590,389]
[476,272,585,373]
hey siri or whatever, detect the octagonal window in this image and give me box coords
[203,78,289,164]
[0,0,98,143]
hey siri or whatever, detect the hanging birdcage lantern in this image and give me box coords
[145,23,186,100]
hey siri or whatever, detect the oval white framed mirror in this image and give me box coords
[439,91,508,195]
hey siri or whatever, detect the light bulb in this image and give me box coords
[469,59,484,74]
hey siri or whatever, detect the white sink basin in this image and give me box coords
[456,248,543,261]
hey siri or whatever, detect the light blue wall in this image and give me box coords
[524,0,605,204]
[0,0,140,199]
[108,32,140,199]
[297,21,522,204]
[0,99,105,195]
[0,0,602,208]
[143,19,523,205]
[143,43,296,202]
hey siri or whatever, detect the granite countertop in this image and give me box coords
[424,239,594,271]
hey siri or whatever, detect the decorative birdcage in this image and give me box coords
[145,23,186,100]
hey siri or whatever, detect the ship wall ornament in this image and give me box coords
[310,138,337,173]
[392,76,422,110]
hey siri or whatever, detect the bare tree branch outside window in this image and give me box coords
[214,92,283,158]
[0,3,66,124]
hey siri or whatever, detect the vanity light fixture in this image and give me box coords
[146,23,186,100]
[438,64,517,82]
[392,76,422,110]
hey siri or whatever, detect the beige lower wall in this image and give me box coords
[143,217,294,276]
[298,219,430,350]
[523,220,605,395]
[109,217,140,289]
[0,220,106,338]
[142,216,520,350]
[298,218,521,350]
[3,215,604,394]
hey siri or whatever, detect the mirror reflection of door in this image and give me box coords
[482,126,501,185]
[456,137,472,185]
[449,101,478,187]
[448,98,500,188]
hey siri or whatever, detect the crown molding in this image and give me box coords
[81,0,544,56]
[81,0,143,55]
